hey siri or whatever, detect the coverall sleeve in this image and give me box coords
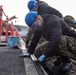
[44,21,62,57]
[28,29,42,54]
[49,7,63,18]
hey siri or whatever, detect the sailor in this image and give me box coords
[23,11,76,72]
[25,0,63,48]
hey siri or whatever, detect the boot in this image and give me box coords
[59,57,73,73]
[53,57,62,66]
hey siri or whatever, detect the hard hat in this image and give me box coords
[25,11,37,27]
[28,0,38,11]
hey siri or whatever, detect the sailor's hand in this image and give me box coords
[38,55,46,62]
[19,53,30,58]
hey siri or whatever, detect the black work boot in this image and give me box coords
[53,57,62,66]
[59,58,73,73]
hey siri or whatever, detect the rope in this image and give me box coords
[2,11,8,18]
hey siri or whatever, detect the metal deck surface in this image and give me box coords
[0,47,26,75]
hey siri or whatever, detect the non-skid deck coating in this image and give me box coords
[1,46,76,75]
[0,47,26,75]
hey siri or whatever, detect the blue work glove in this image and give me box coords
[38,55,46,62]
[19,53,30,58]
[73,20,76,23]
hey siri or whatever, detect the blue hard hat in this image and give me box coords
[25,11,37,27]
[28,0,38,11]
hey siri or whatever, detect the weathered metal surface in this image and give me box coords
[0,47,26,75]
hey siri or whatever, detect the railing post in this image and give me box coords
[0,6,3,43]
[5,23,8,42]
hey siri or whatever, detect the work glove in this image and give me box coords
[38,55,46,62]
[73,20,76,23]
[19,53,30,58]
